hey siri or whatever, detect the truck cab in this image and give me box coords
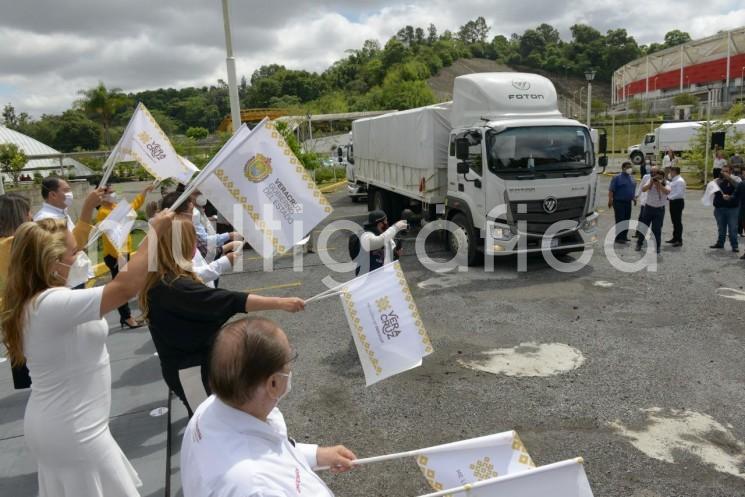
[628,133,656,165]
[447,119,600,262]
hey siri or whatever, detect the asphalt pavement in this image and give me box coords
[2,175,744,497]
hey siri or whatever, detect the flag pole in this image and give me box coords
[99,102,142,188]
[412,458,584,497]
[316,431,518,471]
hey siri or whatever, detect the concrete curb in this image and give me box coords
[319,180,348,193]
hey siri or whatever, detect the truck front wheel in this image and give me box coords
[448,213,481,266]
[630,151,644,166]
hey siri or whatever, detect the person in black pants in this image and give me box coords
[608,162,636,243]
[139,218,305,416]
[666,166,686,247]
[636,169,670,254]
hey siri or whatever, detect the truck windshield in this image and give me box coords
[486,126,593,177]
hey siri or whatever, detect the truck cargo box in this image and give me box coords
[353,103,451,204]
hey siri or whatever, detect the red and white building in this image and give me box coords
[613,27,745,110]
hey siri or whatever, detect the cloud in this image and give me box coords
[0,0,743,116]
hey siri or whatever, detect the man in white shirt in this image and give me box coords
[33,177,75,231]
[181,317,356,497]
[636,168,671,255]
[666,166,686,247]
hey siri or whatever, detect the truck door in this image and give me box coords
[453,131,486,229]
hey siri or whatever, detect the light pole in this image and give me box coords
[221,0,242,133]
[704,88,712,185]
[585,69,596,128]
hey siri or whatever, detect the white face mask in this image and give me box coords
[63,191,74,208]
[275,371,292,405]
[195,194,207,207]
[623,168,632,175]
[103,192,118,204]
[192,209,201,226]
[60,251,92,288]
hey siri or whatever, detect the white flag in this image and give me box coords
[97,199,137,251]
[113,103,197,184]
[197,119,333,257]
[418,458,593,497]
[701,179,721,207]
[416,431,534,492]
[338,261,433,385]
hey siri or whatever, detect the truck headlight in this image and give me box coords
[488,223,513,241]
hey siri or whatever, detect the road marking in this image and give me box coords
[243,247,336,261]
[609,408,745,480]
[149,407,169,417]
[245,281,303,293]
[458,342,585,377]
[593,280,614,288]
[716,287,745,301]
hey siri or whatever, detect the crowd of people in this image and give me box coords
[0,177,342,497]
[609,151,745,258]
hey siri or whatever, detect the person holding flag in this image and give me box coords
[95,183,154,329]
[180,317,356,497]
[352,210,407,275]
[138,218,305,416]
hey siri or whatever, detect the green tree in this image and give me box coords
[629,97,646,117]
[76,82,130,147]
[52,110,102,151]
[186,127,209,140]
[0,143,28,184]
[664,30,691,48]
[672,93,699,106]
[2,103,17,128]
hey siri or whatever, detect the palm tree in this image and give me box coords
[76,82,129,147]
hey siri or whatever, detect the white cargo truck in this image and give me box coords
[628,122,702,165]
[351,72,606,264]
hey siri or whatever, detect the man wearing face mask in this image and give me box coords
[188,188,242,260]
[666,166,686,247]
[636,168,670,255]
[181,317,356,497]
[353,210,407,276]
[608,162,636,243]
[34,177,76,231]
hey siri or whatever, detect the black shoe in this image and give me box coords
[635,245,642,252]
[672,241,683,247]
[710,244,724,249]
[665,239,675,244]
[733,248,739,253]
[121,318,143,330]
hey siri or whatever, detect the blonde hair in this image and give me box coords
[1,219,69,366]
[138,219,201,320]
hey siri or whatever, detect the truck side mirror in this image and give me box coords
[337,147,343,158]
[599,134,607,154]
[598,156,608,169]
[457,162,470,174]
[455,139,469,161]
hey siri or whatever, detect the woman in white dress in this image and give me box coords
[0,211,173,497]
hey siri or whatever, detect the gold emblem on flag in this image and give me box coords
[244,153,272,183]
[469,457,498,480]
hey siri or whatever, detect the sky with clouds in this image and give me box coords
[1,0,744,116]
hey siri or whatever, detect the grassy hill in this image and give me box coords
[427,58,612,106]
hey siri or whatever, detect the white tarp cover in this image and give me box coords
[353,103,451,172]
[451,73,562,129]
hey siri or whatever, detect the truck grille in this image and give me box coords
[509,196,587,235]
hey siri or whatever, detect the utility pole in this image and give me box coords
[704,89,712,185]
[585,70,596,129]
[221,0,242,133]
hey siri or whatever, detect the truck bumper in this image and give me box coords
[485,214,599,255]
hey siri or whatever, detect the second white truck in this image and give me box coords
[350,72,606,264]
